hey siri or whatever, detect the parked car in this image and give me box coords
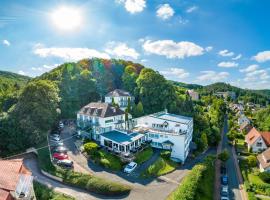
[50,137,61,142]
[220,185,229,197]
[220,166,227,175]
[221,175,228,185]
[53,153,68,160]
[221,197,229,200]
[124,162,137,173]
[50,134,60,139]
[53,146,67,153]
[59,121,64,128]
[50,141,64,147]
[56,159,73,169]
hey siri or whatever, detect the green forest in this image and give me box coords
[0,58,268,156]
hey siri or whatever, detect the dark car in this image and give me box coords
[50,141,64,147]
[53,146,68,153]
[220,165,227,175]
[221,175,228,185]
[56,159,73,169]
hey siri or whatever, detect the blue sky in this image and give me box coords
[1,0,270,89]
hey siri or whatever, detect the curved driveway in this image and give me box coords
[24,126,216,200]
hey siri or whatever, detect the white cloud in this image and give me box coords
[218,49,234,57]
[197,71,229,82]
[232,54,242,60]
[160,68,190,79]
[240,64,270,82]
[105,42,139,60]
[239,64,259,73]
[142,40,204,59]
[186,6,198,13]
[117,0,146,14]
[218,61,238,68]
[18,70,26,75]
[31,64,59,72]
[253,51,270,63]
[205,46,213,52]
[34,47,110,61]
[2,39,10,46]
[156,4,174,20]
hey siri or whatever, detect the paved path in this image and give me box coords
[221,115,247,200]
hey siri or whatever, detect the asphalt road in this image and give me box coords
[221,116,242,200]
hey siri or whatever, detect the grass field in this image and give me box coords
[141,156,178,178]
[135,147,153,164]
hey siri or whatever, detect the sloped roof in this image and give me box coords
[0,159,31,192]
[78,102,125,118]
[0,189,10,200]
[240,121,251,131]
[105,89,131,97]
[245,127,261,145]
[257,148,270,169]
[261,132,270,146]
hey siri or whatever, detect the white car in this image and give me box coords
[221,185,229,197]
[124,162,137,173]
[59,121,64,128]
[221,197,229,200]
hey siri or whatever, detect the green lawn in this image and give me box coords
[92,149,123,171]
[135,147,153,164]
[34,181,75,200]
[141,157,178,178]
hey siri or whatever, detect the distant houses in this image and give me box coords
[0,159,33,200]
[77,89,193,163]
[214,91,236,100]
[187,90,199,101]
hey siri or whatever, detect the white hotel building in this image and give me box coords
[132,111,193,163]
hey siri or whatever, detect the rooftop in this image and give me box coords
[150,112,193,125]
[105,89,132,97]
[78,102,125,118]
[101,130,144,145]
[258,148,270,169]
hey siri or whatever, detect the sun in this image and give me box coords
[50,6,83,31]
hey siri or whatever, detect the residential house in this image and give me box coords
[238,115,250,126]
[132,110,193,163]
[105,89,134,111]
[0,159,33,200]
[214,91,236,100]
[257,148,270,172]
[187,90,199,100]
[77,102,126,141]
[239,121,252,134]
[245,127,270,152]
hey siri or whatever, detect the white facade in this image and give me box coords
[105,95,134,111]
[133,111,193,163]
[247,136,267,153]
[77,113,125,141]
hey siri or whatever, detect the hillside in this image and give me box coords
[0,70,30,112]
[170,81,203,90]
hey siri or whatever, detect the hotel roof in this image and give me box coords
[151,112,193,124]
[101,130,144,145]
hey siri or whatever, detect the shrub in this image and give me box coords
[63,171,131,196]
[160,150,171,159]
[259,172,270,183]
[247,155,257,168]
[84,142,98,156]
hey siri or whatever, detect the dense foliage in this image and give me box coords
[254,106,270,130]
[0,70,30,112]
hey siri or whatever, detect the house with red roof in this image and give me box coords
[245,127,270,153]
[0,159,33,200]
